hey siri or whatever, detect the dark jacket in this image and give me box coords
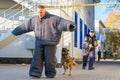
[86,34,98,50]
[12,12,76,45]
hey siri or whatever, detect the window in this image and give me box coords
[80,18,83,49]
[74,11,78,47]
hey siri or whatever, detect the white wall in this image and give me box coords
[72,0,95,59]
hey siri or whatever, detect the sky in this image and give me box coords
[95,0,111,21]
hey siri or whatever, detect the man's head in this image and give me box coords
[37,5,46,19]
[89,30,94,37]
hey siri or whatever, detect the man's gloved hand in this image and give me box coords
[69,24,76,31]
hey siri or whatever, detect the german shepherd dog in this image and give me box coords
[61,48,76,76]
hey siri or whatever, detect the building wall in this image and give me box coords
[94,20,106,54]
[72,0,95,59]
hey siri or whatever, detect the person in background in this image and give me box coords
[82,31,98,70]
[12,5,76,78]
[97,47,101,61]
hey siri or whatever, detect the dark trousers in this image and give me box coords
[82,50,95,69]
[29,44,57,77]
[98,54,101,61]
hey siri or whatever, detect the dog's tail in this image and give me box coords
[73,58,78,66]
[73,61,78,66]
